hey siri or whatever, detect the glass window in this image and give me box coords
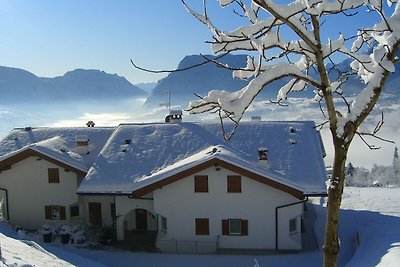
[289,218,298,234]
[229,219,241,235]
[162,216,167,232]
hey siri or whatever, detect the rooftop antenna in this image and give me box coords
[159,90,171,112]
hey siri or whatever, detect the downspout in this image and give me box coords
[0,187,9,221]
[275,196,308,250]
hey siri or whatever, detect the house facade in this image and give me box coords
[0,120,327,253]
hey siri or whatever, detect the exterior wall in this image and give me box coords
[0,157,80,230]
[115,194,156,240]
[153,166,303,252]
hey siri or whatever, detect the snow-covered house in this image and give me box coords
[0,121,327,253]
[0,127,114,229]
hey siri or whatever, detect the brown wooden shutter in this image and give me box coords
[45,206,52,220]
[60,206,66,220]
[48,168,60,183]
[194,175,208,192]
[227,175,241,193]
[195,218,209,235]
[241,220,248,236]
[222,219,229,235]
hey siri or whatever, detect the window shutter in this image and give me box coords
[48,168,60,183]
[227,175,241,193]
[60,206,66,220]
[241,220,248,236]
[45,206,52,220]
[195,218,209,235]
[195,175,208,192]
[222,219,229,235]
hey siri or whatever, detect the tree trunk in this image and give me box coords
[323,142,348,267]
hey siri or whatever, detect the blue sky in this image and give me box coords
[0,0,380,84]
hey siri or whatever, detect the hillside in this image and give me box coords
[0,67,146,103]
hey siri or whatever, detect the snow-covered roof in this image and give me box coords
[77,121,327,197]
[0,127,114,173]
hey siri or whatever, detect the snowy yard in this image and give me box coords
[0,187,399,267]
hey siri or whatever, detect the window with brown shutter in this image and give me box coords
[48,168,60,183]
[222,219,248,236]
[194,175,208,192]
[227,175,241,193]
[44,205,66,220]
[195,218,209,235]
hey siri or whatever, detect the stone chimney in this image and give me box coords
[258,147,270,168]
[75,135,89,155]
[165,110,183,123]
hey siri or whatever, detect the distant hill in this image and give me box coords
[145,51,400,108]
[145,54,249,107]
[0,67,146,103]
[135,82,157,93]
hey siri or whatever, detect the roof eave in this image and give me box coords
[0,148,87,177]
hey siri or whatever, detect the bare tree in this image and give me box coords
[182,1,399,266]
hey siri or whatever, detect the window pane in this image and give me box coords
[162,216,167,231]
[289,218,297,234]
[229,219,241,235]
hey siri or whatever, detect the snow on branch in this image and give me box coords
[184,0,400,140]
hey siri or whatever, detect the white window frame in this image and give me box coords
[229,219,241,235]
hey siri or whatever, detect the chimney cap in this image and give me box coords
[86,121,95,127]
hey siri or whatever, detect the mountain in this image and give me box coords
[135,82,157,93]
[145,50,400,108]
[145,54,249,107]
[0,67,146,103]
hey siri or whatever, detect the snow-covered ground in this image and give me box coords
[0,187,398,267]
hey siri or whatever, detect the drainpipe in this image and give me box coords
[275,196,308,250]
[0,187,9,221]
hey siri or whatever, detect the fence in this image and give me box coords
[156,239,218,254]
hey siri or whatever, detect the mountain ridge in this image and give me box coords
[0,66,146,103]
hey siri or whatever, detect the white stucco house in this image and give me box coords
[0,119,327,253]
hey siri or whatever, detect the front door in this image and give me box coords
[135,209,147,231]
[89,202,102,227]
